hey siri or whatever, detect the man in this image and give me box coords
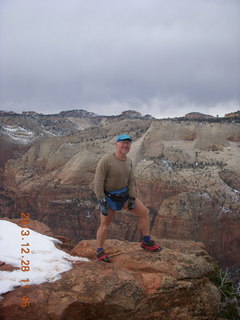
[94,134,161,262]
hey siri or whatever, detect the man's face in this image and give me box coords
[115,140,131,155]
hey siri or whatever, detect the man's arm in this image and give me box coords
[94,157,108,201]
[127,160,136,198]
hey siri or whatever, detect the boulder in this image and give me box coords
[0,239,220,320]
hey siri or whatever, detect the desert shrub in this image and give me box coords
[210,264,240,319]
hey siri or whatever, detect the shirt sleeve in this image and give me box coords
[94,156,108,201]
[127,160,136,198]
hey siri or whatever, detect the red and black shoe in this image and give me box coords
[141,239,162,252]
[96,249,111,263]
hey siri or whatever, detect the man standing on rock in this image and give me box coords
[94,134,161,262]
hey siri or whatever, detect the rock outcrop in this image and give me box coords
[0,238,220,320]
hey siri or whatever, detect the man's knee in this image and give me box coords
[134,199,149,217]
[99,213,114,228]
[143,206,149,218]
[100,223,109,231]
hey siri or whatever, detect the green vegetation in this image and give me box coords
[210,264,240,319]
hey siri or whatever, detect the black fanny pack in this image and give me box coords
[104,188,129,202]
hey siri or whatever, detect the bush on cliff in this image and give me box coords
[210,264,240,319]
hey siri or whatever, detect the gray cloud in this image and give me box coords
[0,0,239,117]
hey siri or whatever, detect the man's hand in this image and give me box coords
[128,197,136,210]
[99,199,109,216]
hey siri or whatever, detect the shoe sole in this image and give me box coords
[141,244,162,252]
[97,255,111,263]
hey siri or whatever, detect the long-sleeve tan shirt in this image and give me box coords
[94,153,136,201]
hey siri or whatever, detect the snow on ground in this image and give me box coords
[0,220,88,298]
[2,125,35,143]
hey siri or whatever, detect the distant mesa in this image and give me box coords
[225,110,240,118]
[0,108,239,120]
[184,112,214,119]
[22,111,38,115]
[58,108,155,119]
[0,110,18,115]
[59,109,97,118]
[120,110,155,119]
[120,110,142,118]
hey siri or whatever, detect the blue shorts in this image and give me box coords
[105,187,129,211]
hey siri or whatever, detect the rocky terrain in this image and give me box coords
[0,218,220,320]
[0,109,240,271]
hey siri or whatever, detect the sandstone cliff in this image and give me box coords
[0,112,240,269]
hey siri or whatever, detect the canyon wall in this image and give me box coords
[0,115,240,268]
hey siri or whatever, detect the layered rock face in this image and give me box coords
[0,114,240,268]
[0,237,220,320]
[135,120,240,267]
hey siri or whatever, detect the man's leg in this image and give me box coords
[96,209,115,249]
[123,198,150,236]
[123,198,161,252]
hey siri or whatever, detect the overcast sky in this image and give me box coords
[0,0,239,118]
